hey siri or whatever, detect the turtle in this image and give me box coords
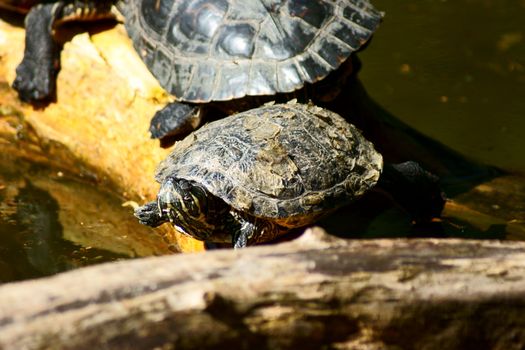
[135,101,445,248]
[10,0,383,143]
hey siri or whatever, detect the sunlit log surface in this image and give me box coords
[0,227,524,350]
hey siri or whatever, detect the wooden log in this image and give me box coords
[0,227,524,350]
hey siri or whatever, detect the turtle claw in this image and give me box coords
[12,3,63,104]
[13,57,59,103]
[134,201,167,228]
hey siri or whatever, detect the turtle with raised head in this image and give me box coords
[10,0,382,142]
[135,101,445,248]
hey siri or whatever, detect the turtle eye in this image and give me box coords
[180,180,192,191]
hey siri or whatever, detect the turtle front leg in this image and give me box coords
[13,2,65,103]
[134,201,168,228]
[231,216,258,249]
[228,212,284,249]
[149,102,204,141]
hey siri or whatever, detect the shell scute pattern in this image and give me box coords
[287,0,332,29]
[140,0,172,33]
[168,0,230,55]
[119,0,382,102]
[155,101,382,226]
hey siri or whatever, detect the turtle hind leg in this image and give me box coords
[13,2,65,103]
[149,102,204,144]
[134,201,168,228]
[377,161,446,223]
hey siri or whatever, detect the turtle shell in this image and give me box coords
[118,0,382,103]
[155,101,383,227]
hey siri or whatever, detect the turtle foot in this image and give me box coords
[149,102,203,141]
[379,161,446,223]
[12,2,64,104]
[134,201,166,228]
[13,55,59,103]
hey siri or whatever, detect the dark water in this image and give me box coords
[0,159,120,282]
[0,155,172,283]
[320,1,525,241]
[360,0,525,173]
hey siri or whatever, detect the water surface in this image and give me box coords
[0,154,172,283]
[360,0,525,172]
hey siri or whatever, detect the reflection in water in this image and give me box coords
[12,180,69,277]
[0,155,173,284]
[0,178,127,283]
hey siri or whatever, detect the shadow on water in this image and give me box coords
[0,179,125,283]
[0,154,173,284]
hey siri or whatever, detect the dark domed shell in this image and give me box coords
[119,0,382,102]
[155,101,382,227]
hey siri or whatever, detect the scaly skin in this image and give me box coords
[11,1,116,103]
[12,3,63,103]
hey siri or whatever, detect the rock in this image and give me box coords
[0,18,203,252]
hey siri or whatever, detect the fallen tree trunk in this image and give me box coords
[0,227,524,350]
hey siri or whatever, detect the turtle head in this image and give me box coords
[157,177,222,241]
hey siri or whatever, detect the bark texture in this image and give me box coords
[1,227,525,350]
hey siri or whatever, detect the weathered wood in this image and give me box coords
[0,227,524,350]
